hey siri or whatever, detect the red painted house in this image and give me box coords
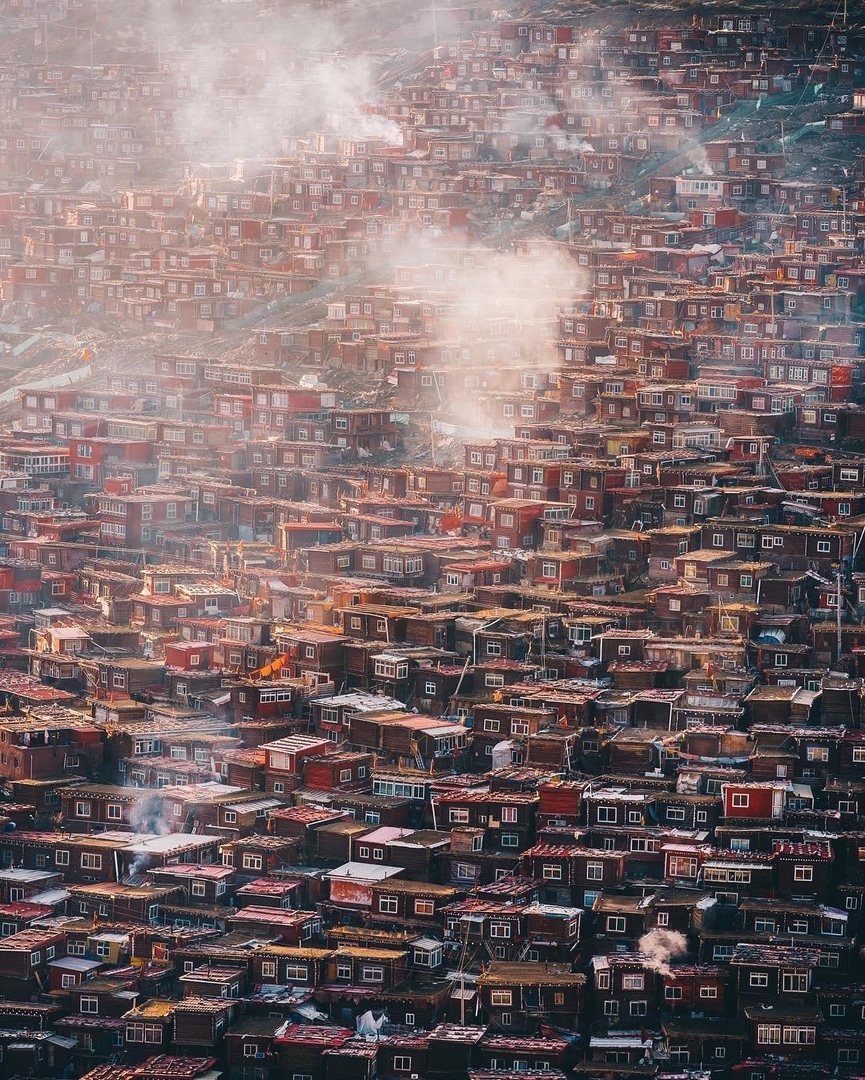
[721,781,787,820]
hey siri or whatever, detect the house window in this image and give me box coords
[793,866,814,882]
[80,997,99,1014]
[668,856,698,878]
[606,916,626,933]
[782,1026,815,1044]
[587,862,604,881]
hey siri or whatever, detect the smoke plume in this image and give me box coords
[637,929,688,977]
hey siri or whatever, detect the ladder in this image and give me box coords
[515,937,536,962]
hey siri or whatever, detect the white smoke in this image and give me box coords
[687,144,715,177]
[137,1,413,165]
[637,929,688,977]
[122,793,173,881]
[371,234,586,436]
[128,791,173,837]
[558,135,595,154]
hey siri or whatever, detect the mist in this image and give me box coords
[137,0,419,166]
[361,226,588,436]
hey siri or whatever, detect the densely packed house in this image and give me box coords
[0,3,862,1080]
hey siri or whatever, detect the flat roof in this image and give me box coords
[325,863,406,882]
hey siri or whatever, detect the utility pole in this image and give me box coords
[837,570,843,664]
[460,955,465,1024]
[430,412,437,467]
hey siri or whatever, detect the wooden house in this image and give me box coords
[477,961,585,1035]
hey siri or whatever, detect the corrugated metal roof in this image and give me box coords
[223,797,282,814]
